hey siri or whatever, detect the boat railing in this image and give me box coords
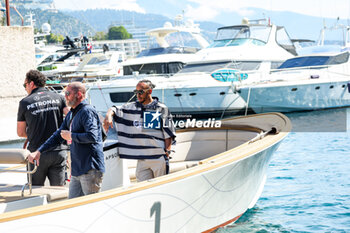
[0,149,38,196]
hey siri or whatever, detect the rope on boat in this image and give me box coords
[245,87,252,116]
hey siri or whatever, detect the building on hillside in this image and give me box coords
[110,20,149,49]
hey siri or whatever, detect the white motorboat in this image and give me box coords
[0,113,291,232]
[46,51,127,86]
[37,36,93,79]
[87,18,297,117]
[237,52,350,113]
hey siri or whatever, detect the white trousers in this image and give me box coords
[136,156,166,182]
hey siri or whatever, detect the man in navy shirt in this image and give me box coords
[28,82,105,199]
[17,70,69,186]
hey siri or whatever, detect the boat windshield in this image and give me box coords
[278,52,349,69]
[86,55,111,66]
[137,47,198,57]
[39,54,65,65]
[208,25,271,48]
[179,61,261,73]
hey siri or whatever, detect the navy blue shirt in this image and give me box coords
[38,101,105,176]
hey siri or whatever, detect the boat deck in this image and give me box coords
[0,184,68,204]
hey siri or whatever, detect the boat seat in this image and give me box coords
[128,161,199,180]
[0,149,38,197]
[0,184,69,204]
[0,149,29,164]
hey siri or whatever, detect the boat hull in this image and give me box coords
[0,138,284,232]
[239,81,350,113]
[88,82,247,118]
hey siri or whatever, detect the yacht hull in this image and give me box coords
[239,81,350,113]
[88,82,247,118]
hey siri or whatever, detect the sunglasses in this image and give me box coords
[23,82,29,88]
[65,90,71,96]
[133,89,149,95]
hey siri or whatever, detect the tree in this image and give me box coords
[45,33,64,44]
[107,26,132,40]
[93,31,107,41]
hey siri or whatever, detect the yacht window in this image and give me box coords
[168,62,184,73]
[278,52,349,69]
[123,62,184,75]
[249,26,271,43]
[327,52,349,65]
[278,56,330,68]
[180,61,261,73]
[110,92,136,103]
[87,56,110,65]
[276,27,297,55]
[215,26,249,41]
[271,62,283,69]
[137,46,196,58]
[40,55,55,64]
[209,25,271,48]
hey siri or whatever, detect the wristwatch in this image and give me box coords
[165,149,174,157]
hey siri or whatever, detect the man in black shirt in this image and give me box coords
[17,70,69,186]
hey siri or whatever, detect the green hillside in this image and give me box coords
[7,8,221,41]
[9,7,95,37]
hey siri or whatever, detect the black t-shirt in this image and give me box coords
[17,87,68,152]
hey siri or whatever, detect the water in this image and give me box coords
[1,109,350,232]
[218,108,350,233]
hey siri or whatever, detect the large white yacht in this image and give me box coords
[87,18,297,118]
[237,51,350,113]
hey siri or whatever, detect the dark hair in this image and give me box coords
[26,70,46,87]
[139,79,156,89]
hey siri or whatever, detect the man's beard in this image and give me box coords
[67,98,78,107]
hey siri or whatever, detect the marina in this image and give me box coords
[0,107,349,232]
[1,0,350,232]
[87,19,297,116]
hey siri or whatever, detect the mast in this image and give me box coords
[5,0,10,26]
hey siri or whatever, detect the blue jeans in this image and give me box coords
[68,169,103,199]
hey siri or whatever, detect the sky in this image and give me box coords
[54,0,350,23]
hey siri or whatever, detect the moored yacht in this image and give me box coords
[87,18,298,117]
[237,51,350,113]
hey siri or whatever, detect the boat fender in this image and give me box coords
[347,82,350,93]
[310,75,319,79]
